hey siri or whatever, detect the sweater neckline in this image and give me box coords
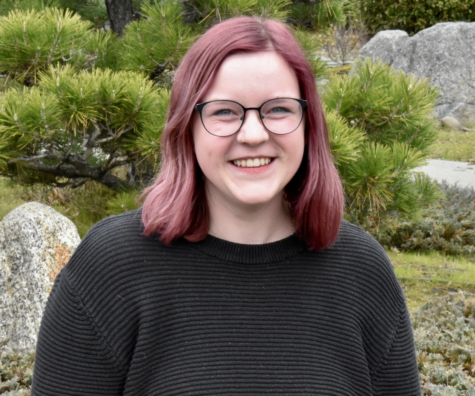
[187,233,308,264]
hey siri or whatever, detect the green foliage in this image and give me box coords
[0,177,26,220]
[183,0,291,26]
[325,109,364,167]
[123,89,170,165]
[290,0,354,31]
[0,0,60,15]
[325,58,441,223]
[56,0,108,27]
[0,350,34,394]
[430,127,475,163]
[0,65,170,189]
[292,29,330,79]
[374,183,475,256]
[414,292,475,394]
[106,190,140,216]
[0,8,115,84]
[325,59,439,150]
[118,0,196,77]
[0,0,110,28]
[359,0,475,35]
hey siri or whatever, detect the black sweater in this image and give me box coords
[32,210,421,395]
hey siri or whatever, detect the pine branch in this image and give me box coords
[23,158,130,190]
[95,124,134,144]
[54,177,88,189]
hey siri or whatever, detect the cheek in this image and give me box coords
[192,116,210,165]
[289,129,306,166]
[192,118,227,176]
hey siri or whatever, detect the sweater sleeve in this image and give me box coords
[371,302,422,396]
[31,270,128,396]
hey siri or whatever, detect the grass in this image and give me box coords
[0,177,140,238]
[387,249,475,312]
[429,125,475,162]
[0,179,27,221]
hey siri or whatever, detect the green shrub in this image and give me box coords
[359,0,475,36]
[0,8,114,84]
[373,183,475,256]
[0,348,34,395]
[106,190,141,216]
[414,292,475,394]
[324,58,441,225]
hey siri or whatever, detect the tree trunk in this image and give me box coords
[105,0,134,36]
[22,160,130,191]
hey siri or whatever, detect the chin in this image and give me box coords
[232,190,281,207]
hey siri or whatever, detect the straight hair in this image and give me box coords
[141,16,344,250]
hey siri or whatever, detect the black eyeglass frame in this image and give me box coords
[194,98,308,137]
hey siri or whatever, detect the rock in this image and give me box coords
[445,103,475,128]
[0,202,80,353]
[359,22,475,128]
[357,30,409,65]
[441,116,462,131]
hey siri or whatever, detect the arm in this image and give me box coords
[371,303,422,396]
[31,271,128,396]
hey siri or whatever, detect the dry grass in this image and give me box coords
[0,178,27,221]
[429,125,475,162]
[387,249,475,311]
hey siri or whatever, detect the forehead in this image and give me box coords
[202,51,301,103]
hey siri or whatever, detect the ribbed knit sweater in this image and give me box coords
[31,210,421,395]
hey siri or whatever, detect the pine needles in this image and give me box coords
[324,58,442,225]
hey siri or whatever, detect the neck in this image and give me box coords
[206,191,293,245]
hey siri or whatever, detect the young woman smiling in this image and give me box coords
[32,17,421,396]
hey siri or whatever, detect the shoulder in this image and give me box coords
[316,220,405,312]
[329,220,396,279]
[82,208,145,242]
[63,208,163,288]
[335,220,388,256]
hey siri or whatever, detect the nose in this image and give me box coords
[236,109,269,145]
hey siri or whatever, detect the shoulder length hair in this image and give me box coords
[141,16,344,250]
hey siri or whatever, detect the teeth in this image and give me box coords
[232,158,271,168]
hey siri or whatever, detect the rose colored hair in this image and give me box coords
[141,16,344,250]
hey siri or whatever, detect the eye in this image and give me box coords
[213,108,235,116]
[269,106,291,114]
[203,102,242,120]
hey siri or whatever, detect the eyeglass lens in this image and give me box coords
[200,98,304,136]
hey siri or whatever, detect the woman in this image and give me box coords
[32,17,421,395]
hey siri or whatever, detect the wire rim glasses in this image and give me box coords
[195,98,307,137]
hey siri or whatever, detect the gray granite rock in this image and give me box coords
[357,30,409,65]
[0,202,80,353]
[441,116,463,131]
[359,22,475,127]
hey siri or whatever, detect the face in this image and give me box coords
[192,51,305,212]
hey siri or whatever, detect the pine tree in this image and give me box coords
[323,58,441,226]
[0,64,169,189]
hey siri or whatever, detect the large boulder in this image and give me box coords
[0,202,81,353]
[359,22,475,127]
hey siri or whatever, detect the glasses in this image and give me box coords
[194,98,307,137]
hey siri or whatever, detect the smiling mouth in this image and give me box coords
[232,158,273,168]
